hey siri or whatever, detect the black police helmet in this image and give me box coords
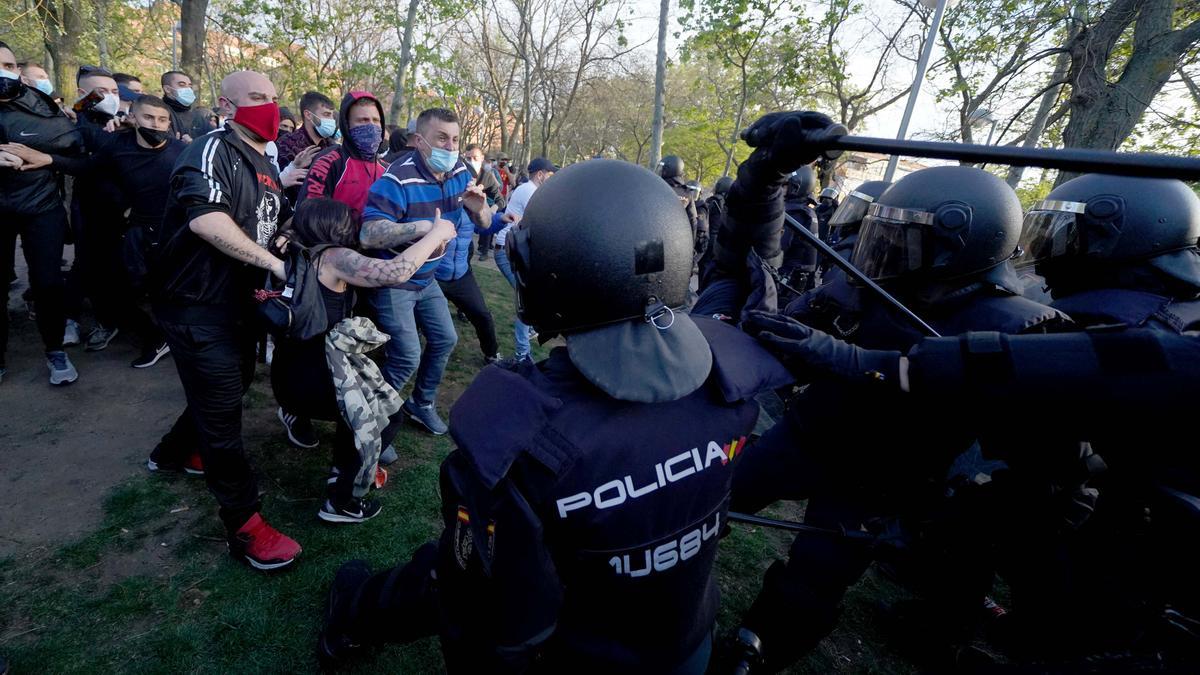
[851,166,1021,283]
[506,159,693,337]
[660,155,684,179]
[1019,174,1200,273]
[787,166,816,197]
[714,176,734,195]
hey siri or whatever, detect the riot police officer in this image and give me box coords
[814,185,839,241]
[779,165,820,293]
[714,162,1070,671]
[317,159,791,674]
[822,180,888,263]
[660,154,702,246]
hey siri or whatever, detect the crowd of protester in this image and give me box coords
[0,46,555,567]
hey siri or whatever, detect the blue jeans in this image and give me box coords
[492,248,531,358]
[370,282,458,407]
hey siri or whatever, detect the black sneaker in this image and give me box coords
[277,407,319,448]
[131,342,170,368]
[318,559,372,666]
[318,497,382,524]
[85,325,119,351]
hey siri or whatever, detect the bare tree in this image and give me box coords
[649,0,669,169]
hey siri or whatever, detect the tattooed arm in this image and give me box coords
[359,217,434,249]
[189,211,286,279]
[328,210,457,288]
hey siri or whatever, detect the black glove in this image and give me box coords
[740,111,841,177]
[743,310,902,386]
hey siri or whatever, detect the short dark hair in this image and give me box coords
[415,108,458,135]
[77,65,113,85]
[0,41,11,52]
[113,72,141,85]
[299,91,334,115]
[132,94,170,114]
[278,106,296,122]
[291,198,360,250]
[388,130,409,153]
[464,143,482,154]
[160,70,191,87]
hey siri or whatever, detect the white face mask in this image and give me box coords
[468,158,482,173]
[94,92,120,117]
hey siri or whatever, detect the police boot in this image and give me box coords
[736,560,843,673]
[318,559,374,668]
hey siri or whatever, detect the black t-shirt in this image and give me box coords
[54,130,187,230]
[151,126,291,312]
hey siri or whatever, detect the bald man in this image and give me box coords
[147,70,302,571]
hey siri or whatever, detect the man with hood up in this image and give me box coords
[296,91,387,222]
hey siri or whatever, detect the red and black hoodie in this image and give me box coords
[296,91,386,223]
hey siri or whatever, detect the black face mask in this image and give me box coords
[137,126,170,147]
[0,76,25,101]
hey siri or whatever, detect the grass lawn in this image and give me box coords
[0,264,917,674]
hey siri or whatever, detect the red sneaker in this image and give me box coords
[229,513,301,570]
[184,452,205,476]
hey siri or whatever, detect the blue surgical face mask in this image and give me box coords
[34,79,54,96]
[311,114,336,139]
[173,86,196,107]
[417,134,458,173]
[0,69,18,81]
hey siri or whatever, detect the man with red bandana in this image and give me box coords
[146,70,302,571]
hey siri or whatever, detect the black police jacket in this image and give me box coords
[150,125,291,320]
[1050,288,1200,334]
[435,316,792,674]
[0,87,82,216]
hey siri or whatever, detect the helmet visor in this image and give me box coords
[851,205,933,281]
[1016,200,1084,268]
[829,189,877,228]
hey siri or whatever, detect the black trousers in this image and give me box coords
[66,201,125,328]
[1,207,68,360]
[438,268,499,358]
[154,317,261,533]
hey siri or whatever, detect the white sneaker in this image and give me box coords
[46,350,79,385]
[63,319,81,347]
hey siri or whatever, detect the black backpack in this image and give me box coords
[254,242,340,341]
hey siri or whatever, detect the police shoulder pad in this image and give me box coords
[449,366,566,489]
[693,316,794,403]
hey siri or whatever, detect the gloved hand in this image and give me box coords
[740,111,842,176]
[743,310,902,385]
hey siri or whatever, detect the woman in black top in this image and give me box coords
[271,198,454,523]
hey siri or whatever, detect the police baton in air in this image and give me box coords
[726,511,875,545]
[804,123,1200,180]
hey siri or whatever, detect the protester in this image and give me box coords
[17,61,53,96]
[271,197,455,522]
[0,42,81,385]
[147,70,302,571]
[4,95,184,367]
[277,90,336,167]
[492,156,556,360]
[360,107,496,435]
[383,128,409,164]
[296,91,386,221]
[278,106,297,136]
[160,70,213,141]
[462,143,505,259]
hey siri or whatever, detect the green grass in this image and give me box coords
[0,265,916,673]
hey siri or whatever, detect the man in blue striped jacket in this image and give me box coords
[360,107,496,434]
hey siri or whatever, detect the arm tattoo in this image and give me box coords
[360,218,431,249]
[330,248,419,287]
[209,232,277,270]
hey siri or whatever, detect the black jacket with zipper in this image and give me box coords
[0,86,82,216]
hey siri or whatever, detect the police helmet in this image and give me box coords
[660,155,684,180]
[506,159,693,337]
[787,166,816,198]
[1018,175,1200,284]
[829,180,891,229]
[714,176,734,195]
[686,180,702,197]
[819,187,839,201]
[851,166,1021,283]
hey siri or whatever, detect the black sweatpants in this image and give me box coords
[154,317,261,533]
[66,201,125,328]
[1,207,68,361]
[438,268,499,358]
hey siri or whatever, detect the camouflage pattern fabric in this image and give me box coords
[325,316,403,497]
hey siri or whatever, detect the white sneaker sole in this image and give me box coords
[146,458,204,475]
[403,407,447,436]
[133,346,171,368]
[228,545,298,570]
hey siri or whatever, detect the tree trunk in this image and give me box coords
[94,0,111,69]
[180,0,209,90]
[1056,0,1200,184]
[648,0,669,169]
[1006,49,1072,187]
[390,0,421,123]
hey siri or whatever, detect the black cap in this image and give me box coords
[528,157,557,174]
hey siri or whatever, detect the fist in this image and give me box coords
[740,111,844,175]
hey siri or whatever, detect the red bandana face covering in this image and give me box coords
[232,101,281,142]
